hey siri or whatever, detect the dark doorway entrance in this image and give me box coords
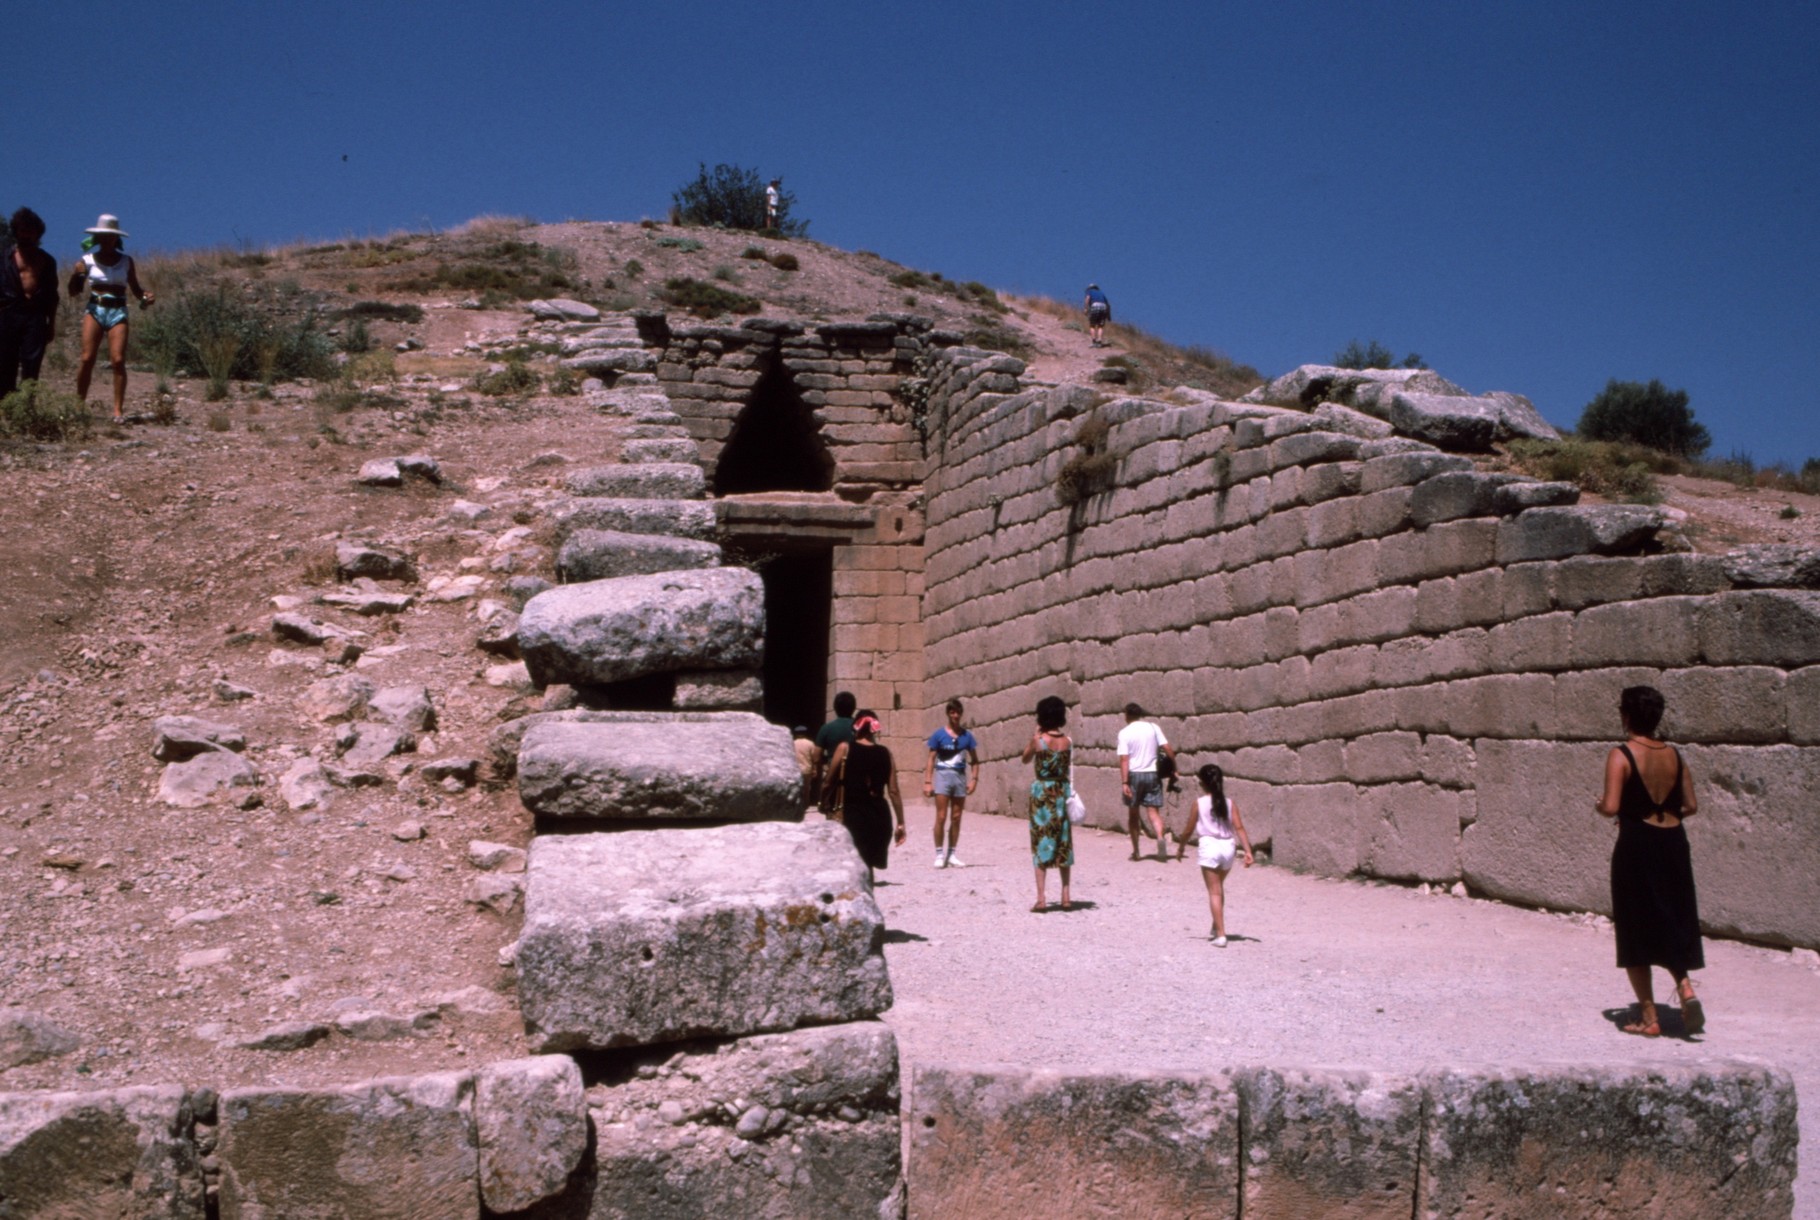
[714,362,834,495]
[747,548,833,732]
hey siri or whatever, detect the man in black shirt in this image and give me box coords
[0,208,60,398]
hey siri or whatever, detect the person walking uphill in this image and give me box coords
[1083,283,1111,347]
[1118,703,1176,861]
[0,208,60,399]
[68,214,152,422]
[923,699,980,869]
[1596,684,1706,1038]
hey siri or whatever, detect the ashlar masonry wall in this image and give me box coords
[917,351,1820,950]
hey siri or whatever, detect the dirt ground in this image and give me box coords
[872,803,1820,1218]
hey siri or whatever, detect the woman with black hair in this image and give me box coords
[1019,695,1074,912]
[823,710,905,882]
[1596,685,1705,1037]
[1177,763,1254,946]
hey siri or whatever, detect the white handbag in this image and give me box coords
[1065,754,1087,824]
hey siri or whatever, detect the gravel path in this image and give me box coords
[869,803,1820,1218]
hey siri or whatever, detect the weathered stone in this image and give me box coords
[335,541,413,581]
[1418,1064,1796,1219]
[1495,504,1664,564]
[1697,590,1820,667]
[1388,391,1500,451]
[278,757,335,811]
[217,1073,477,1220]
[553,496,719,541]
[562,348,657,374]
[623,437,699,463]
[485,709,755,780]
[1268,783,1363,875]
[1239,1067,1421,1220]
[339,722,413,768]
[0,1008,79,1068]
[529,297,601,321]
[1241,364,1464,411]
[517,568,764,688]
[422,756,481,786]
[1489,478,1578,513]
[465,874,525,915]
[468,839,527,872]
[908,1066,1238,1220]
[299,673,374,722]
[1408,471,1528,528]
[586,1022,902,1220]
[357,458,403,486]
[556,528,722,582]
[1358,450,1473,493]
[151,714,247,761]
[517,822,891,1051]
[0,1085,204,1219]
[158,748,260,809]
[563,462,707,500]
[271,612,338,645]
[672,668,764,709]
[370,684,437,732]
[1311,401,1395,439]
[396,452,442,482]
[1360,782,1463,882]
[235,1020,331,1051]
[517,713,800,822]
[1722,543,1820,588]
[475,1056,587,1213]
[321,588,415,615]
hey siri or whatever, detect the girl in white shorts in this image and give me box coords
[1177,763,1254,946]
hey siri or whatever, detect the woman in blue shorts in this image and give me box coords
[68,214,153,422]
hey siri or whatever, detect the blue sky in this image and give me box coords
[14,1,1819,463]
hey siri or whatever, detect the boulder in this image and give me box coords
[158,749,260,809]
[528,298,601,321]
[1495,505,1665,564]
[217,1073,478,1220]
[1479,389,1561,440]
[517,568,764,688]
[299,673,375,722]
[1311,401,1395,439]
[517,822,891,1051]
[468,840,527,873]
[278,758,335,811]
[422,757,481,786]
[370,684,437,732]
[397,453,443,482]
[0,1085,205,1219]
[357,458,404,487]
[552,496,718,542]
[1239,1067,1421,1220]
[556,529,722,582]
[0,1008,80,1068]
[907,1067,1239,1220]
[151,714,246,762]
[516,713,800,822]
[564,462,707,500]
[1418,1063,1796,1219]
[587,1023,903,1220]
[474,1056,588,1213]
[271,612,338,645]
[339,723,414,768]
[1241,364,1466,411]
[1388,392,1500,452]
[673,668,765,710]
[465,875,525,915]
[1722,543,1820,589]
[336,542,413,582]
[1408,471,1531,527]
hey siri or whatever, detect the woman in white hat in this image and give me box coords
[67,214,153,422]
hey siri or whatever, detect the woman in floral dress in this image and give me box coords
[1020,695,1074,912]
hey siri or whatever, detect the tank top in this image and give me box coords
[1195,795,1235,840]
[82,252,132,298]
[1617,744,1684,823]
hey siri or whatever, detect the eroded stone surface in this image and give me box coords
[1240,1067,1421,1220]
[475,1056,587,1214]
[556,528,722,582]
[0,1085,204,1219]
[517,568,764,688]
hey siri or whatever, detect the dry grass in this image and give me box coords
[1010,294,1262,397]
[447,214,537,239]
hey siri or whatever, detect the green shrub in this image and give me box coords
[769,251,799,272]
[1577,378,1710,457]
[340,317,373,354]
[659,277,761,318]
[962,321,1031,359]
[671,163,808,235]
[1507,438,1665,503]
[711,264,740,283]
[474,360,540,396]
[739,245,769,261]
[1333,339,1427,370]
[547,366,581,397]
[655,236,704,252]
[1058,413,1116,504]
[0,382,92,441]
[137,286,336,384]
[623,258,645,278]
[338,300,424,323]
[206,411,232,432]
[198,331,241,400]
[392,240,578,301]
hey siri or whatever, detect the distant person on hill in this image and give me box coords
[1,207,60,399]
[1596,685,1705,1038]
[1118,702,1176,862]
[824,711,906,882]
[1083,283,1111,347]
[791,725,817,806]
[765,179,782,231]
[68,214,153,422]
[812,690,858,817]
[1020,695,1074,912]
[923,698,979,869]
[1177,764,1254,946]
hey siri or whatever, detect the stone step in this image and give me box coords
[552,496,718,542]
[562,463,705,500]
[517,822,892,1052]
[517,567,762,688]
[556,528,721,582]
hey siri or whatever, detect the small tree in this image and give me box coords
[1333,339,1426,370]
[1577,378,1710,458]
[671,163,807,236]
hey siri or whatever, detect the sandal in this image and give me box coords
[1030,902,1047,913]
[1621,1004,1661,1038]
[1680,987,1706,1036]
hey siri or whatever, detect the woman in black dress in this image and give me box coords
[1595,685,1704,1037]
[824,711,906,881]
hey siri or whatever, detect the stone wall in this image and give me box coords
[917,352,1820,949]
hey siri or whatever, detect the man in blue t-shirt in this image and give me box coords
[922,698,980,868]
[1083,283,1111,347]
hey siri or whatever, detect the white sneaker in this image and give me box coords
[1213,935,1229,948]
[933,852,948,869]
[944,853,966,869]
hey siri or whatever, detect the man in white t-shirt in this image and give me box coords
[1117,702,1176,862]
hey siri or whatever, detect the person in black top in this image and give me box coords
[0,208,59,398]
[1595,685,1704,1037]
[811,690,858,816]
[823,710,906,881]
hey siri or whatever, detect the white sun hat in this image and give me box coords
[85,214,129,238]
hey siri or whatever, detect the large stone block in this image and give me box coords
[584,1023,902,1220]
[1408,471,1525,527]
[218,1072,477,1220]
[907,1067,1239,1220]
[475,1056,587,1214]
[1658,666,1787,742]
[1791,666,1820,745]
[1239,1068,1421,1220]
[518,823,891,1051]
[1269,782,1364,875]
[553,497,718,542]
[556,529,721,582]
[1495,505,1664,564]
[1418,1064,1796,1219]
[1696,589,1820,667]
[517,714,800,822]
[1572,597,1700,668]
[0,1085,204,1219]
[1462,740,1610,913]
[518,568,763,688]
[1679,743,1820,947]
[563,463,706,500]
[1360,782,1464,882]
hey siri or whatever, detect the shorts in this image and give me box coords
[932,769,968,798]
[1126,772,1163,808]
[1198,836,1237,872]
[87,299,129,330]
[1087,304,1110,324]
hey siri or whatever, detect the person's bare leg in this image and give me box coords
[1059,865,1071,909]
[75,314,103,404]
[108,322,129,420]
[945,797,964,852]
[932,795,950,851]
[1127,806,1143,859]
[1145,806,1169,859]
[1203,867,1227,938]
[1032,867,1046,911]
[1624,965,1659,1034]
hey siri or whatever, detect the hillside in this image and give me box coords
[2,218,1817,1094]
